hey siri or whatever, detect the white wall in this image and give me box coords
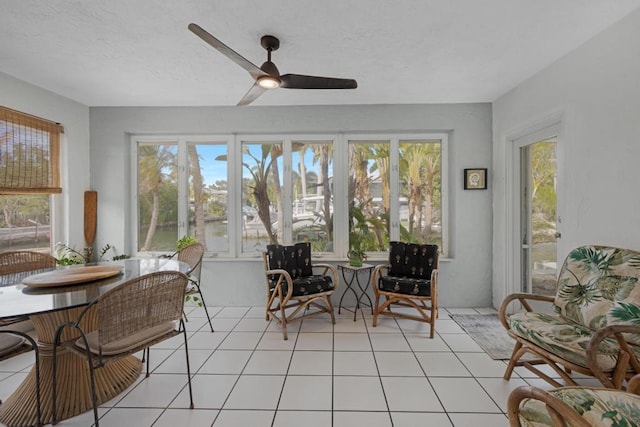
[89,103,493,307]
[492,9,640,307]
[1,72,91,250]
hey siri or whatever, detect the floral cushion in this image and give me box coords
[509,312,640,371]
[518,387,640,426]
[553,246,640,345]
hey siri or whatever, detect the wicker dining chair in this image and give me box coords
[51,271,194,427]
[0,320,42,426]
[0,250,56,426]
[173,242,214,332]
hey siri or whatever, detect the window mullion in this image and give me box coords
[177,140,189,239]
[229,135,241,257]
[282,138,292,245]
[389,138,400,241]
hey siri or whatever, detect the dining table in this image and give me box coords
[0,257,190,427]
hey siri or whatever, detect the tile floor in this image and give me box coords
[0,305,594,426]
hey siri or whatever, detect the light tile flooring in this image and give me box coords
[0,306,588,426]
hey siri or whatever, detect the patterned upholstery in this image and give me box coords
[553,246,640,346]
[502,245,640,389]
[378,242,438,296]
[266,243,334,296]
[263,242,338,340]
[517,386,640,426]
[372,242,439,338]
[509,311,640,371]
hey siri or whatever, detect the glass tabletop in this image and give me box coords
[0,258,190,319]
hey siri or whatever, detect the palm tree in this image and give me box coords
[138,145,176,250]
[187,145,206,247]
[400,143,441,241]
[220,144,282,245]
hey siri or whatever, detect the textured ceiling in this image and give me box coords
[1,0,639,107]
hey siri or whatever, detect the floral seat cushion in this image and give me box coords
[518,387,640,426]
[509,312,640,372]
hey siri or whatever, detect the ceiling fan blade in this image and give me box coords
[237,82,268,106]
[188,23,266,80]
[280,74,357,90]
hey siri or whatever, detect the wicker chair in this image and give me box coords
[263,242,338,340]
[173,242,214,332]
[371,242,439,338]
[51,271,194,426]
[0,250,56,426]
[500,245,640,389]
[507,373,640,426]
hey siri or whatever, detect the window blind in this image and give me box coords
[0,106,63,194]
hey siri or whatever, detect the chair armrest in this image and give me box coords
[311,263,339,290]
[265,268,294,300]
[587,324,640,388]
[507,385,591,427]
[498,293,555,330]
[372,263,390,282]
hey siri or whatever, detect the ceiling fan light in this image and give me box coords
[257,75,280,89]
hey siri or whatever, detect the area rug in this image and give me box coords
[449,313,515,360]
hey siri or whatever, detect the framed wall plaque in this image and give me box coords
[464,168,487,190]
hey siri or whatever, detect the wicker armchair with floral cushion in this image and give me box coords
[500,245,640,389]
[371,242,439,338]
[508,373,640,426]
[263,242,338,340]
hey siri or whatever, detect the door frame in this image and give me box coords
[502,114,564,300]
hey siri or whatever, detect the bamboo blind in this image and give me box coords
[0,106,63,194]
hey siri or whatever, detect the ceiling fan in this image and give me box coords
[188,23,358,106]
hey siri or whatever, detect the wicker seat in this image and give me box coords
[0,250,56,426]
[173,242,214,332]
[263,242,338,340]
[371,242,439,338]
[51,271,194,426]
[507,373,640,426]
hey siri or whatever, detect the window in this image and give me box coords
[347,136,445,255]
[133,133,446,257]
[291,140,334,252]
[135,138,229,253]
[240,140,283,252]
[0,107,63,253]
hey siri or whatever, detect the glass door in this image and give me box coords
[519,138,558,295]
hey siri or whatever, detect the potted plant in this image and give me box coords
[347,232,367,267]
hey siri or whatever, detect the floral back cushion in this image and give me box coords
[554,246,640,343]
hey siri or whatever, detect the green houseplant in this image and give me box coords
[347,232,367,267]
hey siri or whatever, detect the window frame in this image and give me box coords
[131,132,448,258]
[130,134,234,256]
[342,133,449,258]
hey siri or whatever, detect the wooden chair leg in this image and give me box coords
[504,341,524,380]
